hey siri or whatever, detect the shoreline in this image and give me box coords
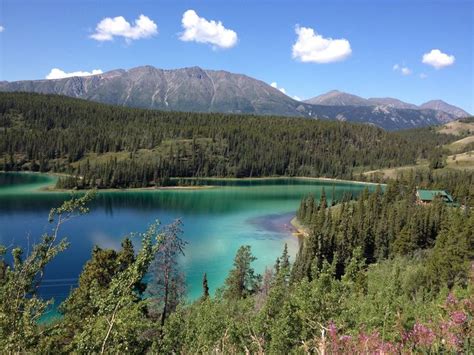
[1,171,384,194]
[290,217,310,238]
[40,185,215,193]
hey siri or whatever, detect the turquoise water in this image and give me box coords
[0,172,377,306]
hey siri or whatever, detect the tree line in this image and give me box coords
[364,168,474,207]
[0,92,459,188]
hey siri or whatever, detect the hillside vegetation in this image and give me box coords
[438,117,474,136]
[0,93,459,189]
[364,118,474,180]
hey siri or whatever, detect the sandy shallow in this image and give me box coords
[290,217,310,238]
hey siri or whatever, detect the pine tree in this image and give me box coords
[202,273,209,299]
[222,245,261,299]
[426,211,473,289]
[274,257,280,274]
[280,243,290,270]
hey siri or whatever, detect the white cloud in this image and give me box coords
[0,26,4,33]
[422,49,455,69]
[180,10,237,49]
[271,82,286,94]
[393,63,412,76]
[401,67,412,76]
[292,25,351,63]
[270,81,302,100]
[419,73,428,79]
[90,14,157,42]
[46,68,103,80]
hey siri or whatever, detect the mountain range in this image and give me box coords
[304,90,470,118]
[0,66,470,130]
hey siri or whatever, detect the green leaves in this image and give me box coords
[48,190,96,223]
[0,190,95,353]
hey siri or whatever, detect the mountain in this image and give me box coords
[305,90,469,125]
[303,90,370,106]
[420,100,470,118]
[0,66,464,130]
[305,92,422,110]
[0,66,306,117]
[367,97,419,110]
[302,105,451,130]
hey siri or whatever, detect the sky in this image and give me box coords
[0,0,473,112]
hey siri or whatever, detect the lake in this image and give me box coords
[0,172,376,309]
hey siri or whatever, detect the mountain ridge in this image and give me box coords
[305,90,469,119]
[0,65,468,130]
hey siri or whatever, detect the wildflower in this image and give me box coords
[446,292,457,307]
[409,323,435,347]
[450,311,467,325]
[444,333,460,349]
[339,335,352,342]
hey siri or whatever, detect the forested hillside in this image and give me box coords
[0,93,458,188]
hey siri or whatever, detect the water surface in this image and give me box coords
[0,172,376,307]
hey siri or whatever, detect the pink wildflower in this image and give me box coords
[409,323,435,347]
[450,311,467,325]
[446,292,457,307]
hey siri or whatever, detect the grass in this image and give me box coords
[363,119,474,179]
[447,136,474,153]
[363,160,429,179]
[437,120,474,136]
[363,151,474,179]
[447,151,474,170]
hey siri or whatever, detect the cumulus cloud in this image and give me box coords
[292,25,351,63]
[0,26,4,33]
[46,68,103,80]
[419,73,428,79]
[270,81,302,100]
[393,63,412,76]
[180,10,237,49]
[401,67,412,75]
[422,49,455,69]
[90,14,157,42]
[271,82,286,94]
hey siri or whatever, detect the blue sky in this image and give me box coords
[1,0,473,112]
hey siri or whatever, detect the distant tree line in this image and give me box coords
[0,92,459,188]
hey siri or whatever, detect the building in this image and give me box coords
[416,189,455,205]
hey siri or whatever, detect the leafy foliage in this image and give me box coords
[146,220,186,327]
[0,191,95,352]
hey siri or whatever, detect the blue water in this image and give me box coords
[0,172,377,310]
